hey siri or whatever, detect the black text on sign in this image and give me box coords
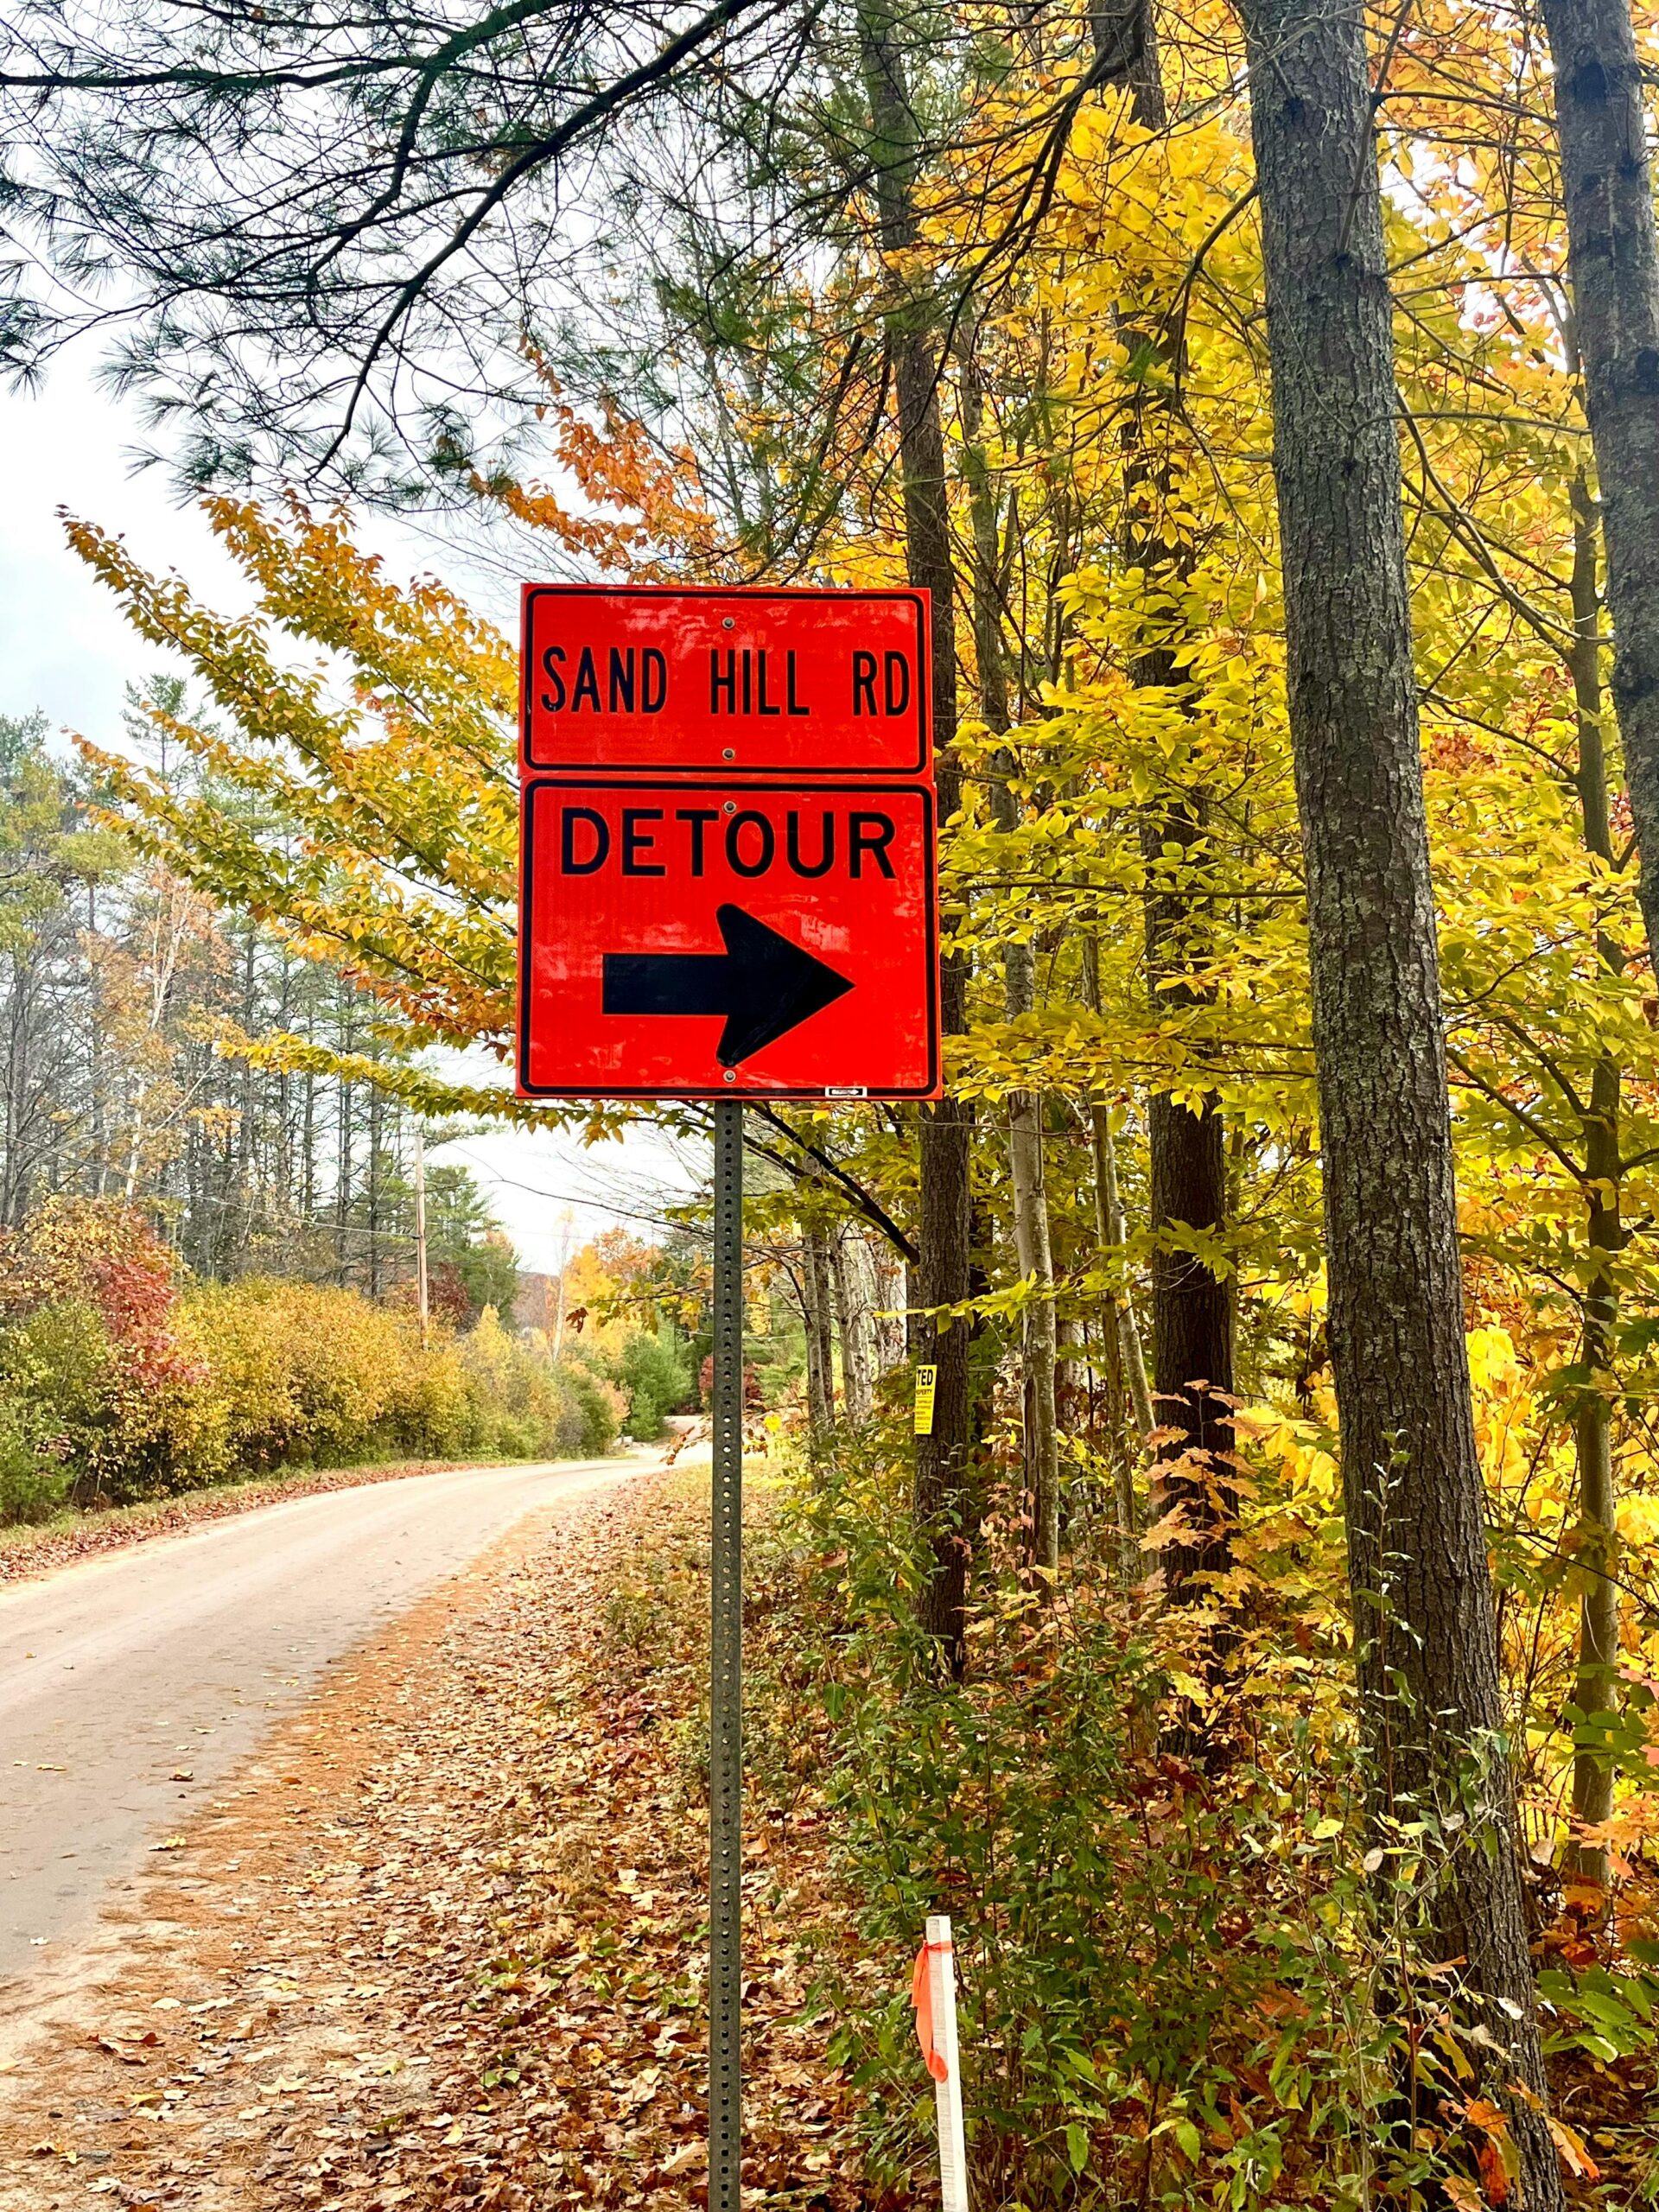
[520,585,930,777]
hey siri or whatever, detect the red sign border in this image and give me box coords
[516,774,941,1102]
[519,582,932,779]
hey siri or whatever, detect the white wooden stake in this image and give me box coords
[925,1914,969,2212]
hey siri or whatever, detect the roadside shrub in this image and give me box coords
[0,1201,221,1505]
[0,1201,623,1524]
[181,1284,617,1478]
[616,1323,694,1438]
[458,1308,620,1459]
[0,1395,70,1523]
[558,1358,624,1456]
[178,1276,466,1470]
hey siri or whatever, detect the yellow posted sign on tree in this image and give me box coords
[912,1363,938,1437]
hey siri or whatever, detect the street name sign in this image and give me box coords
[517,583,941,1102]
[521,582,931,778]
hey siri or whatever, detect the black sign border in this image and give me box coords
[517,774,940,1101]
[520,584,931,779]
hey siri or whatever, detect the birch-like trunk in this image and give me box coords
[1084,931,1156,1580]
[831,1227,877,1427]
[1238,0,1563,2185]
[802,1224,837,1440]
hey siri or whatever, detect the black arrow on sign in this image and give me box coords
[602,903,854,1068]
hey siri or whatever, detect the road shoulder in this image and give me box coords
[0,1460,526,1591]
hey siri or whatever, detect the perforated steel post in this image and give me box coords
[709,1098,744,2207]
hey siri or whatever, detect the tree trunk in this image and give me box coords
[1095,14,1236,1599]
[858,0,975,1669]
[1090,0,1164,113]
[1088,1097,1154,1454]
[1567,470,1624,1880]
[957,314,1061,1575]
[1143,959,1236,1592]
[1541,0,1659,961]
[1007,1071,1059,1572]
[1095,1104,1151,1584]
[831,1226,876,1427]
[367,1077,383,1299]
[1571,1071,1622,1878]
[1237,0,1563,2189]
[1054,1312,1085,1442]
[802,1223,836,1440]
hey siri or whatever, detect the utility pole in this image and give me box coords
[413,1124,429,1348]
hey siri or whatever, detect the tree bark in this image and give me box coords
[1541,0,1659,960]
[1090,0,1165,119]
[1142,893,1236,1593]
[802,1222,837,1440]
[1571,1065,1622,1878]
[831,1225,877,1427]
[1567,471,1624,1879]
[1237,0,1562,2188]
[858,0,975,1667]
[1096,11,1236,1599]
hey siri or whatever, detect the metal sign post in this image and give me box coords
[709,1098,744,2208]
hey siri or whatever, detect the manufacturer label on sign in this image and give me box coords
[518,779,939,1098]
[522,585,930,779]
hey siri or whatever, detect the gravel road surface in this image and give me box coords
[0,1457,645,1987]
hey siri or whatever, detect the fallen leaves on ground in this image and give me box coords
[0,1470,867,2209]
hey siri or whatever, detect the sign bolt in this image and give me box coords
[721,616,735,629]
[722,749,735,761]
[723,1069,736,1083]
[723,800,736,814]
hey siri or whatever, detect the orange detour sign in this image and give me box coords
[517,778,938,1098]
[516,582,943,2202]
[517,582,941,1103]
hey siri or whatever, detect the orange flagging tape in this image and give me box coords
[910,1940,952,2082]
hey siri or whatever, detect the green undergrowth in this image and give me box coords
[730,1438,1659,2211]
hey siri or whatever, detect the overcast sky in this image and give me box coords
[0,360,698,1273]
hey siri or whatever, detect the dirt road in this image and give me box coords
[0,1457,644,1986]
